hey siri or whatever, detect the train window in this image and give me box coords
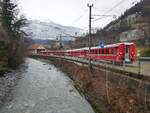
[93,50,95,54]
[101,49,104,54]
[109,48,112,54]
[84,50,86,54]
[126,46,129,53]
[85,50,88,54]
[92,50,94,54]
[113,48,117,54]
[95,49,98,54]
[97,49,99,54]
[98,49,100,54]
[104,49,106,54]
[116,47,119,55]
[99,49,101,54]
[103,49,105,54]
[106,48,109,54]
[90,50,92,54]
[111,48,114,54]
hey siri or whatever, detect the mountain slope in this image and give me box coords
[23,20,85,41]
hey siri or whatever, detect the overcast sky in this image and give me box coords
[19,0,141,30]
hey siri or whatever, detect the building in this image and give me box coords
[120,29,145,42]
[27,44,46,55]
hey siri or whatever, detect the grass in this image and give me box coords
[138,47,150,57]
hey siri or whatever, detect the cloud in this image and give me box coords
[19,0,141,29]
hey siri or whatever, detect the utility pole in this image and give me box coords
[60,34,62,49]
[87,3,93,69]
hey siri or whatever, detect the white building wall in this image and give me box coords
[120,29,145,42]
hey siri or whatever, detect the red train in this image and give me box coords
[40,42,137,63]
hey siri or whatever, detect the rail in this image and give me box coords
[140,57,150,61]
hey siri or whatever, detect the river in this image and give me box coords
[0,58,95,113]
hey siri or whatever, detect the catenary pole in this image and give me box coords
[87,3,93,69]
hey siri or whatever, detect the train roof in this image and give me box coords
[40,50,65,53]
[40,42,135,53]
[66,47,89,52]
[67,42,135,51]
[92,42,134,49]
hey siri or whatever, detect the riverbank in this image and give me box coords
[0,66,12,77]
[0,60,9,76]
[0,63,26,107]
[44,57,150,113]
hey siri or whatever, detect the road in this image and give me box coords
[0,58,95,113]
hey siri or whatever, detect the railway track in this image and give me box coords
[30,54,150,83]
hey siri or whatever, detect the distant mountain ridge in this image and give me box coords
[23,20,85,41]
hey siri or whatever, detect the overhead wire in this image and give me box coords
[71,0,97,30]
[92,0,98,5]
[71,14,85,25]
[71,9,88,26]
[44,11,89,38]
[71,0,98,30]
[104,0,127,14]
[92,0,127,22]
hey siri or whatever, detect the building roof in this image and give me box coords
[27,44,46,50]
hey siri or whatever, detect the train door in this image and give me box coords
[129,44,137,61]
[118,44,125,62]
[125,45,130,62]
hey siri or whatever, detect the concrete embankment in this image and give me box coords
[31,55,150,113]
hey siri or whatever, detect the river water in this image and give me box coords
[0,58,95,113]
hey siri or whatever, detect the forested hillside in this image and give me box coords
[73,0,150,51]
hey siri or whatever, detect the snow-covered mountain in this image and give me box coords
[23,20,85,41]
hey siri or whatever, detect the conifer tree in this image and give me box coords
[0,0,27,68]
